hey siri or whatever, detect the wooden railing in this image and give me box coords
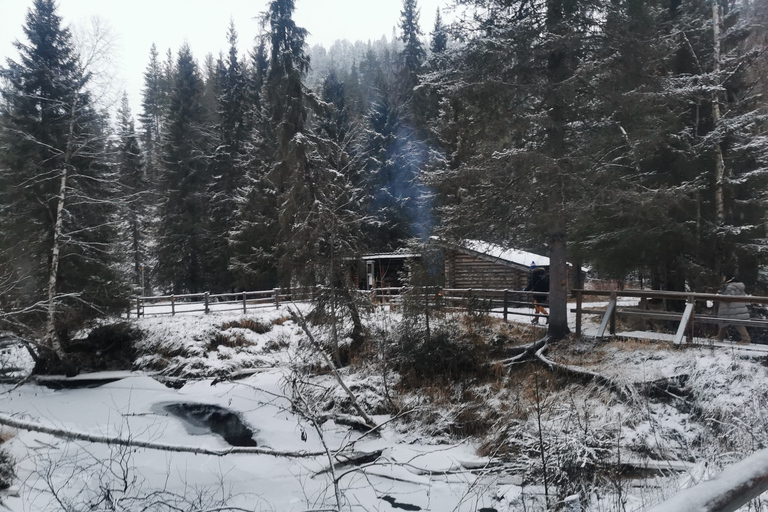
[130,287,550,320]
[573,289,768,344]
[129,289,309,317]
[365,287,549,321]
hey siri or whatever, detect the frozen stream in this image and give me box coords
[1,372,503,512]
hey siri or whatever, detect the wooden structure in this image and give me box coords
[441,239,548,290]
[573,289,768,344]
[129,289,297,317]
[356,253,419,290]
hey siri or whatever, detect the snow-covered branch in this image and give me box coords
[0,413,325,458]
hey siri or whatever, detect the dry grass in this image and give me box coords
[261,337,290,353]
[207,332,252,351]
[220,318,272,334]
[0,431,13,444]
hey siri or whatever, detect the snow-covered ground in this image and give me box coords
[3,301,768,511]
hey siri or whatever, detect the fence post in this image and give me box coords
[204,292,209,314]
[243,292,247,313]
[274,288,279,309]
[575,290,583,337]
[687,295,695,344]
[610,291,617,335]
[136,296,142,318]
[503,289,509,322]
[171,295,175,316]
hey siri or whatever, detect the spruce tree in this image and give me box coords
[0,0,124,362]
[116,94,150,295]
[228,36,276,291]
[430,8,448,55]
[260,0,311,287]
[570,0,768,291]
[139,43,168,184]
[205,22,252,292]
[427,0,608,339]
[155,44,212,293]
[397,0,426,101]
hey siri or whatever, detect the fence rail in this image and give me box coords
[573,289,768,344]
[129,289,314,317]
[130,286,768,343]
[130,287,549,319]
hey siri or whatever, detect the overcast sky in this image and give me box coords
[0,0,451,117]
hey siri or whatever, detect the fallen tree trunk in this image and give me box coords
[646,448,768,512]
[0,413,328,458]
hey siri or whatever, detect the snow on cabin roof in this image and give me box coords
[361,253,420,260]
[459,239,549,268]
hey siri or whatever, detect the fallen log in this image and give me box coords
[0,413,326,458]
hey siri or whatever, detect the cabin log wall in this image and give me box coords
[445,250,529,290]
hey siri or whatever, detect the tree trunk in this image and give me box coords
[548,218,571,339]
[544,0,572,340]
[44,166,68,361]
[713,1,725,228]
[44,102,78,368]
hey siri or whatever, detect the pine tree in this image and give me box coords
[138,43,168,183]
[260,0,311,287]
[155,44,212,293]
[116,94,150,295]
[205,22,252,292]
[427,0,608,339]
[0,0,124,363]
[397,0,426,100]
[570,0,768,291]
[430,8,448,55]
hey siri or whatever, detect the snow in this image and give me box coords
[460,239,549,267]
[3,301,768,510]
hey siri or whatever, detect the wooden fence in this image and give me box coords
[130,287,549,319]
[573,289,768,344]
[129,289,304,317]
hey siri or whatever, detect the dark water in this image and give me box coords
[161,402,258,447]
[381,495,421,511]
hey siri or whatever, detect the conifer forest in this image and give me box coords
[1,0,767,346]
[4,1,768,511]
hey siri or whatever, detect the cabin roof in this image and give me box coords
[361,253,420,260]
[459,239,549,268]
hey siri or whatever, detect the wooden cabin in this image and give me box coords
[355,252,420,290]
[441,240,548,290]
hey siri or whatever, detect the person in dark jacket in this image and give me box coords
[715,274,751,343]
[524,266,549,324]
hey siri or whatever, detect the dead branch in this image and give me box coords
[498,337,550,366]
[534,345,635,401]
[291,307,377,429]
[316,413,373,432]
[494,336,636,401]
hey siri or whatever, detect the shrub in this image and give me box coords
[0,448,15,489]
[392,320,487,387]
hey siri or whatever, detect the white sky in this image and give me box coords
[0,0,451,117]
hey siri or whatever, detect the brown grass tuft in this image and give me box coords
[220,318,272,334]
